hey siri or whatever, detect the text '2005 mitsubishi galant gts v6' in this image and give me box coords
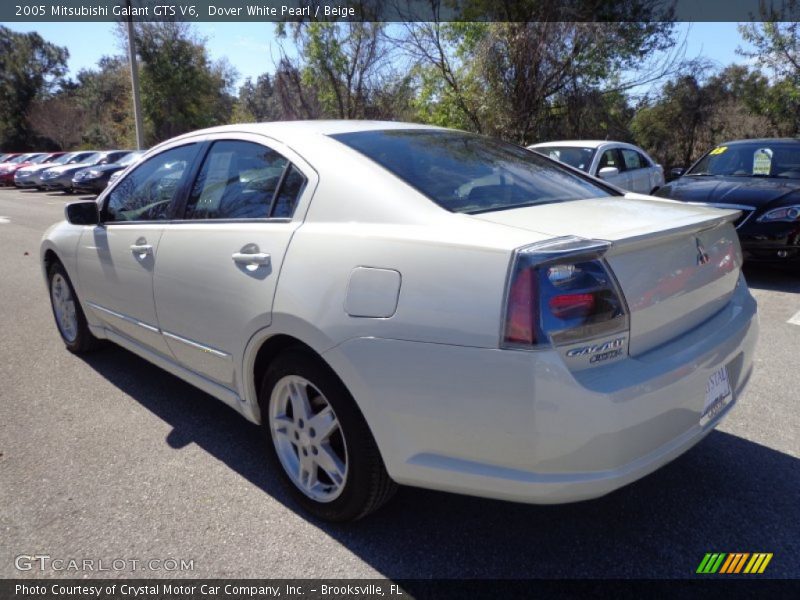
[41,121,758,521]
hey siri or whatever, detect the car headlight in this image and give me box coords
[757,205,800,223]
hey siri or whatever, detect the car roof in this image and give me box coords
[201,120,444,136]
[720,138,800,146]
[528,140,635,150]
[163,121,449,150]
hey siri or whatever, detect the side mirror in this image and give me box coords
[669,167,685,178]
[65,201,100,226]
[598,166,620,179]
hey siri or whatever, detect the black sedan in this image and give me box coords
[40,150,130,192]
[71,150,145,194]
[656,138,800,265]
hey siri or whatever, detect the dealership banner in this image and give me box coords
[1,0,799,22]
[3,579,800,600]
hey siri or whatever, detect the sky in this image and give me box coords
[3,21,756,90]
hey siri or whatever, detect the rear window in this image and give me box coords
[331,130,614,214]
[532,146,596,172]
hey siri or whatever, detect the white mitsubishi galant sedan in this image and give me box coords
[41,121,758,521]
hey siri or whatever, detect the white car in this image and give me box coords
[529,140,665,194]
[41,121,757,521]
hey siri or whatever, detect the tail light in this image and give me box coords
[502,237,629,349]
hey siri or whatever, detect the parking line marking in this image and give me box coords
[788,311,800,326]
[0,216,9,224]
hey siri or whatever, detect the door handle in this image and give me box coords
[130,244,153,257]
[232,252,270,266]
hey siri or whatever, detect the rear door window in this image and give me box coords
[621,149,647,170]
[183,140,305,220]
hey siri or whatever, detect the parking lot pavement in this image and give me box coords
[0,187,798,580]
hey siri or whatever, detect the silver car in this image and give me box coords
[530,140,665,194]
[41,121,757,521]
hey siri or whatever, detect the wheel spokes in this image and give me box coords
[315,443,346,486]
[269,375,349,503]
[309,405,338,441]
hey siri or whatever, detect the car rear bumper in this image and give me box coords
[324,278,758,504]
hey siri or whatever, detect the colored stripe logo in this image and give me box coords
[697,553,773,574]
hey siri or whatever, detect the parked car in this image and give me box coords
[16,152,97,190]
[8,152,64,186]
[656,138,800,265]
[0,153,21,164]
[0,153,45,186]
[40,151,129,193]
[72,151,144,195]
[42,122,757,521]
[529,141,665,194]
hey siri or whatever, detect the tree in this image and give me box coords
[276,21,410,120]
[127,22,237,144]
[739,11,800,134]
[231,74,280,123]
[72,57,136,148]
[27,95,85,150]
[631,64,788,170]
[0,25,68,150]
[399,3,679,144]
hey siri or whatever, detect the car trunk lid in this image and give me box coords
[471,196,742,356]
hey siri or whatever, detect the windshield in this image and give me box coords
[51,153,74,165]
[79,152,102,165]
[531,146,596,172]
[118,151,144,166]
[8,154,34,164]
[332,130,613,214]
[67,152,94,164]
[688,142,800,179]
[30,154,52,164]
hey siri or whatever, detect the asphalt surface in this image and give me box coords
[0,187,798,581]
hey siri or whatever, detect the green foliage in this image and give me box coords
[631,65,796,169]
[277,22,404,119]
[0,25,68,150]
[402,16,676,143]
[232,74,279,123]
[74,57,136,148]
[133,22,237,145]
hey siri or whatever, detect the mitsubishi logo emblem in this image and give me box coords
[696,238,710,265]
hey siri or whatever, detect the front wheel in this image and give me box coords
[48,261,100,353]
[259,349,397,521]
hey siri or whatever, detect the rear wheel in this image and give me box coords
[48,261,100,353]
[259,349,396,521]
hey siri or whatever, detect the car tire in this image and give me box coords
[259,348,397,521]
[47,261,101,353]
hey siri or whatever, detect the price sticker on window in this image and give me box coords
[753,148,773,175]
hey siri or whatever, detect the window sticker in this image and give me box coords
[753,148,773,176]
[709,146,728,156]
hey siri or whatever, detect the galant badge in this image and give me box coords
[696,238,710,265]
